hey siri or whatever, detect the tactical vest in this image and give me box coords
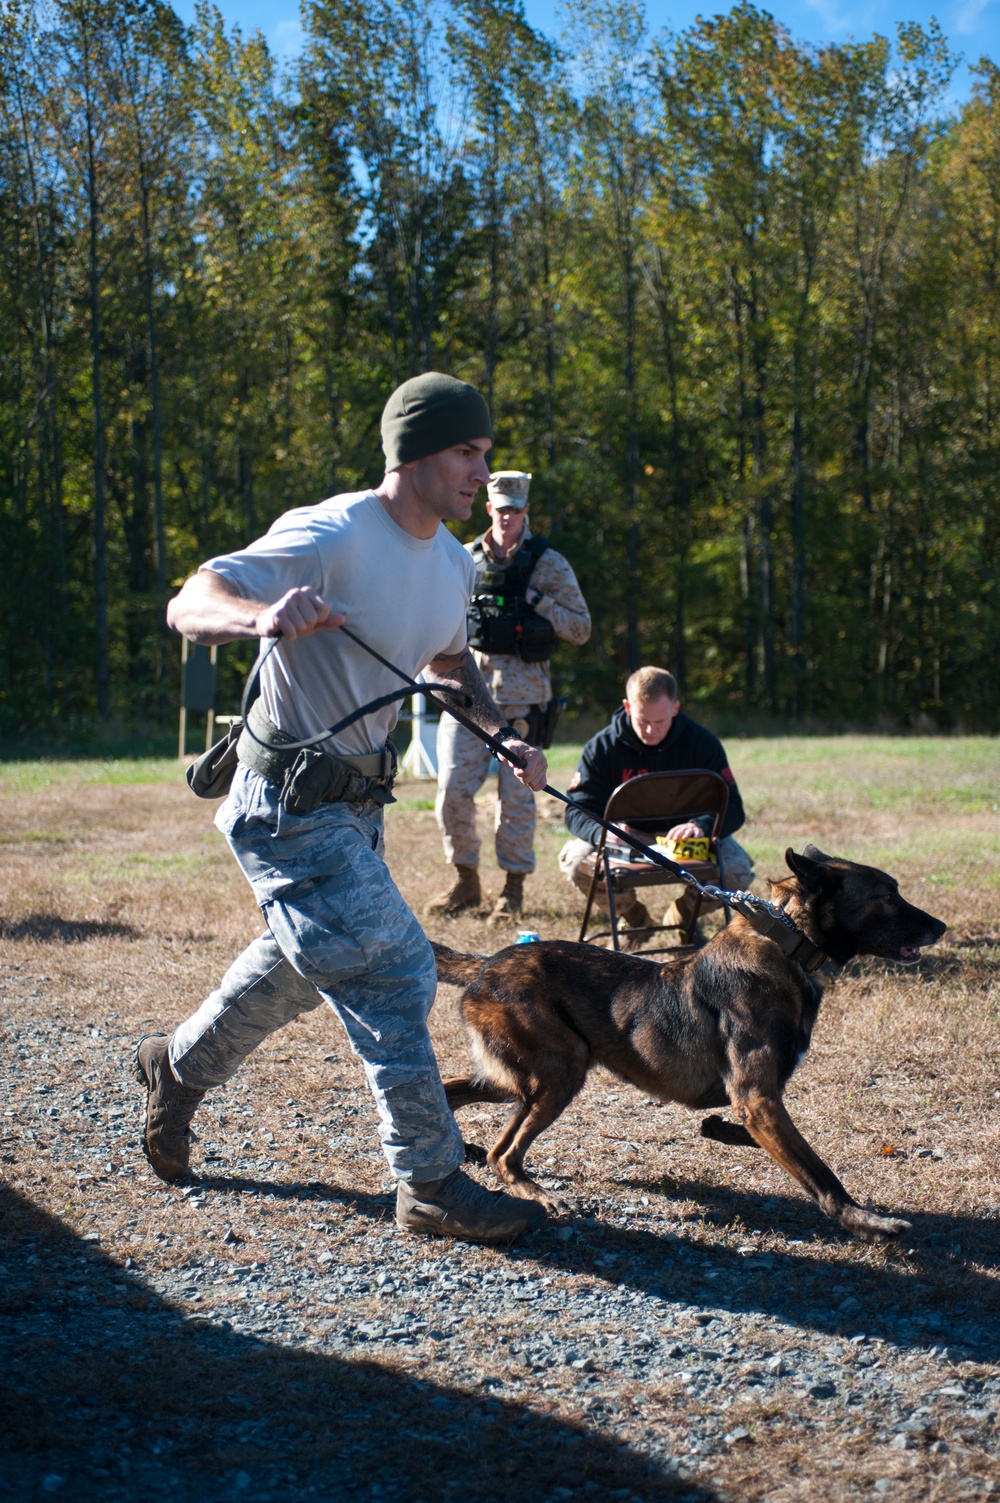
[467,535,556,663]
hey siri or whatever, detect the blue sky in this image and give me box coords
[173,0,999,105]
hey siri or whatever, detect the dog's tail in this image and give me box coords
[431,941,487,986]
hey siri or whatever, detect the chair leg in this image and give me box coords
[605,862,622,952]
[579,837,606,943]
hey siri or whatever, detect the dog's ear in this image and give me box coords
[802,843,833,864]
[785,847,830,889]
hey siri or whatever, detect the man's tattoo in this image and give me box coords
[430,649,502,734]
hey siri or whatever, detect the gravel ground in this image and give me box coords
[1,759,998,1501]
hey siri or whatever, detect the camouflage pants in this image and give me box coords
[435,707,536,875]
[559,835,755,925]
[169,766,465,1182]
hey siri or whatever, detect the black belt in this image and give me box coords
[237,701,397,812]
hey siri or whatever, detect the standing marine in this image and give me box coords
[428,470,590,924]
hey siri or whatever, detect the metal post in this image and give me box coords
[206,645,218,751]
[178,637,188,761]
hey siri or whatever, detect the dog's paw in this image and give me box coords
[508,1180,575,1217]
[700,1115,759,1148]
[840,1204,911,1242]
[463,1140,488,1165]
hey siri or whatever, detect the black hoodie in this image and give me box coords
[563,707,746,847]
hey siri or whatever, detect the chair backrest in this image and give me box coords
[602,770,729,837]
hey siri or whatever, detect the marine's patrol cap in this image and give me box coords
[487,470,532,509]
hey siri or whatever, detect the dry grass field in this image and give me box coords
[0,735,998,1502]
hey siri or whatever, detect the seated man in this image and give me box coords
[558,666,754,947]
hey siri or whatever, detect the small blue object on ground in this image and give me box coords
[515,931,541,944]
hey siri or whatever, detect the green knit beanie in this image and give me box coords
[381,373,493,471]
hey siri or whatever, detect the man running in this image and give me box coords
[138,373,547,1242]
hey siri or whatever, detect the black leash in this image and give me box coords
[535,783,825,971]
[241,626,826,971]
[236,633,471,755]
[239,628,528,765]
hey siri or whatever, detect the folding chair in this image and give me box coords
[576,770,730,954]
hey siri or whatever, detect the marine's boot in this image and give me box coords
[135,1034,206,1183]
[425,864,481,917]
[487,871,525,926]
[396,1166,547,1242]
[617,899,653,952]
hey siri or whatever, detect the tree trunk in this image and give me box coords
[13,63,68,702]
[741,515,756,704]
[623,266,640,672]
[748,282,776,713]
[530,125,558,470]
[483,112,501,411]
[139,171,166,607]
[648,245,691,686]
[82,46,109,720]
[790,402,805,717]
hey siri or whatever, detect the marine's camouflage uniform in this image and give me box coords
[435,525,590,875]
[170,765,465,1182]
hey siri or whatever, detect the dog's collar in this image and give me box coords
[724,893,828,973]
[767,922,828,973]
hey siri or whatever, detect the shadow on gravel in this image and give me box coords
[193,1172,391,1218]
[187,1171,1000,1361]
[0,913,141,943]
[0,1183,712,1503]
[542,1181,1000,1361]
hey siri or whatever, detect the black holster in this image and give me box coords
[524,696,566,749]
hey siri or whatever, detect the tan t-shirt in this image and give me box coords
[205,491,475,757]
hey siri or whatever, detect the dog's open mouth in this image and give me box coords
[896,945,922,963]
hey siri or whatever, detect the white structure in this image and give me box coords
[399,689,438,778]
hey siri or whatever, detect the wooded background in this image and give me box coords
[2,0,998,739]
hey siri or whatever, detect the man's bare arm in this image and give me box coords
[427,647,547,793]
[166,569,344,646]
[426,647,504,734]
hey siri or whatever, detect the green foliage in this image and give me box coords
[0,0,997,738]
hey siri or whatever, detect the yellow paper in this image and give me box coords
[655,836,711,862]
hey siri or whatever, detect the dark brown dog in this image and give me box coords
[433,846,946,1243]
